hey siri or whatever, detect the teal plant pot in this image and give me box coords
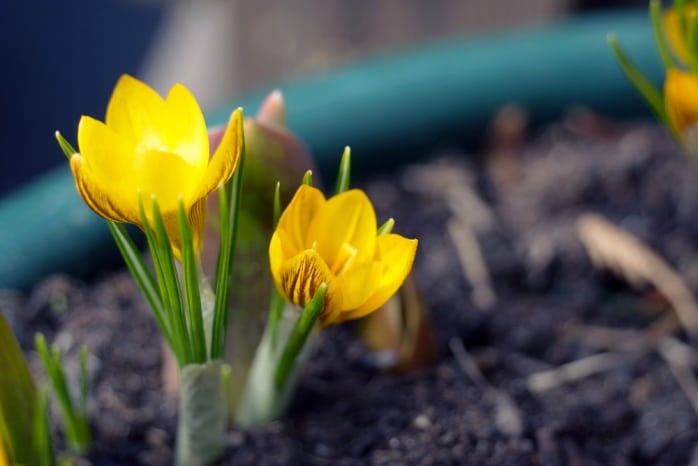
[0,9,661,290]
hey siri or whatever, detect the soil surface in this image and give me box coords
[6,111,698,465]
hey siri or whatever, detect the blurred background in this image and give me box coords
[0,0,644,196]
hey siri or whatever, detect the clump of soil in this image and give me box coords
[6,111,698,465]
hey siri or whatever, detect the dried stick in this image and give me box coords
[577,213,698,338]
[447,218,497,311]
[526,352,628,393]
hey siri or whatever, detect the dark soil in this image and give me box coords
[6,110,698,465]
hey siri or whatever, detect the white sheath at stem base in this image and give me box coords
[176,360,226,466]
[234,305,314,426]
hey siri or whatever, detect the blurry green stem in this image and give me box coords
[33,389,54,466]
[34,334,91,455]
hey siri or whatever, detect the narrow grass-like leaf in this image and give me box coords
[177,200,206,362]
[608,34,668,124]
[33,389,54,466]
[54,131,77,160]
[211,127,246,359]
[79,347,89,420]
[35,334,90,454]
[651,0,675,69]
[137,200,189,365]
[148,197,190,364]
[0,311,38,466]
[274,284,326,390]
[106,222,175,353]
[268,182,285,347]
[335,146,352,194]
[268,289,286,348]
[273,182,282,229]
[302,170,313,186]
[688,9,698,70]
[377,218,395,235]
[678,0,688,34]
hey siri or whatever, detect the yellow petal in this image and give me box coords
[307,189,376,273]
[105,74,165,149]
[665,68,698,134]
[161,83,209,168]
[187,196,207,255]
[347,234,418,318]
[277,249,338,315]
[70,154,138,224]
[136,149,200,213]
[192,108,244,203]
[78,115,135,182]
[269,231,285,289]
[326,261,384,325]
[277,185,325,253]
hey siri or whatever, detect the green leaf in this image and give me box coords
[335,146,352,194]
[268,288,286,348]
[211,111,246,359]
[651,0,675,70]
[274,284,326,390]
[54,131,77,160]
[140,196,190,365]
[302,170,313,187]
[79,347,89,421]
[35,334,91,454]
[377,218,395,235]
[677,0,688,36]
[608,34,668,125]
[107,222,175,355]
[272,182,282,229]
[0,311,38,466]
[177,200,206,362]
[33,389,55,466]
[688,9,698,70]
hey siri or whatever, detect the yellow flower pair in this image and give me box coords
[67,75,416,326]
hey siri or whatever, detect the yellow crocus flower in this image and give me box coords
[69,74,243,256]
[664,67,698,135]
[269,185,418,326]
[664,4,698,65]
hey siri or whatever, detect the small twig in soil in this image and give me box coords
[658,337,698,416]
[577,213,698,339]
[449,338,523,437]
[563,314,680,353]
[526,352,628,393]
[447,218,497,311]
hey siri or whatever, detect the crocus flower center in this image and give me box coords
[331,242,358,275]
